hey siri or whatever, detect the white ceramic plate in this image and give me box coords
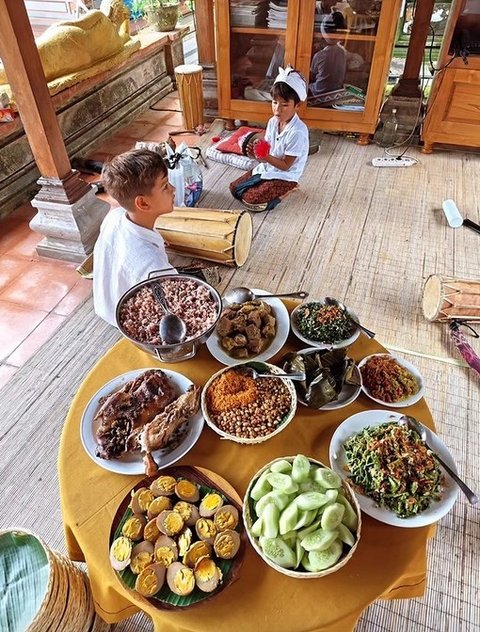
[287,347,362,410]
[358,353,425,408]
[329,410,458,527]
[80,368,204,475]
[290,299,361,350]
[206,289,290,366]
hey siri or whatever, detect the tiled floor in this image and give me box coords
[0,93,196,388]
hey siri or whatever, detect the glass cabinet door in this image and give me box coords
[450,0,480,57]
[225,0,298,103]
[295,0,393,113]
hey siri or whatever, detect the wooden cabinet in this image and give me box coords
[215,0,402,139]
[422,0,480,152]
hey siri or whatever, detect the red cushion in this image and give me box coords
[215,126,264,155]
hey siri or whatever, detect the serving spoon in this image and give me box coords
[237,366,306,382]
[151,282,187,345]
[324,296,376,339]
[399,415,478,505]
[224,286,309,305]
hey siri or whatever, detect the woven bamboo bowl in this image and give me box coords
[243,456,362,578]
[201,363,297,444]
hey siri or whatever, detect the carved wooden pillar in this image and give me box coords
[392,0,437,97]
[0,0,108,262]
[195,0,218,117]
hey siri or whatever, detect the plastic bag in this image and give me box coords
[164,143,187,207]
[165,142,204,207]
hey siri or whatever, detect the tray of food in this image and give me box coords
[358,353,424,407]
[329,410,458,527]
[80,368,203,475]
[109,465,245,609]
[290,300,360,349]
[201,362,297,444]
[206,289,290,366]
[243,455,361,578]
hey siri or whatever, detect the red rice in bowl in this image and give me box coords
[119,278,218,345]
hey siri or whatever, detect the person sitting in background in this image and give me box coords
[309,39,347,95]
[229,66,309,213]
[93,149,176,326]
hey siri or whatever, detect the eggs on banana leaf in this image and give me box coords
[111,474,242,600]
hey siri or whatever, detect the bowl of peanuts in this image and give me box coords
[201,362,297,444]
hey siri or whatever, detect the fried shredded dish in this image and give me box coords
[360,355,419,403]
[295,303,354,344]
[344,422,443,518]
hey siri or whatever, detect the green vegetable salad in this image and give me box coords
[295,304,354,344]
[344,422,443,518]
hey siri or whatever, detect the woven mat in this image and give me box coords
[1,134,479,630]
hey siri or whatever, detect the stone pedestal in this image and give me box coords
[373,95,423,146]
[30,182,109,263]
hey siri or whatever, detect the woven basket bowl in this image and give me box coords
[243,456,362,578]
[201,363,297,444]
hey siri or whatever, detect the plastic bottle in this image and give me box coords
[442,199,463,228]
[379,108,398,148]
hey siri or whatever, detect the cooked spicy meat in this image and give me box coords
[95,369,176,460]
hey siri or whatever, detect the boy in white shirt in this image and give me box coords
[93,149,176,326]
[229,66,309,212]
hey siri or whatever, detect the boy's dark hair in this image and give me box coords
[101,149,168,210]
[271,71,305,104]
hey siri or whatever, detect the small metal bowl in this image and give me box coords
[115,274,222,363]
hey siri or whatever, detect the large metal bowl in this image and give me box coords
[115,274,222,362]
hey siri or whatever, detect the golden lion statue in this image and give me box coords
[0,0,137,85]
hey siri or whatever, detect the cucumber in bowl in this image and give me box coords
[243,455,362,578]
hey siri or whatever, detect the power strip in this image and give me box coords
[371,156,417,168]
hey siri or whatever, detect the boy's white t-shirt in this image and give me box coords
[93,207,176,326]
[252,113,309,182]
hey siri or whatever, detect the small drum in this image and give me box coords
[422,274,480,322]
[154,207,253,267]
[174,63,204,129]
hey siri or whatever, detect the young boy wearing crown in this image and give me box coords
[229,66,310,212]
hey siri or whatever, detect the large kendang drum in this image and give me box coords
[154,207,253,267]
[422,274,480,322]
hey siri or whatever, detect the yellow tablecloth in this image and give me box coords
[59,315,435,632]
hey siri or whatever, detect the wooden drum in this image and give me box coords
[422,274,480,322]
[174,64,204,129]
[154,207,253,267]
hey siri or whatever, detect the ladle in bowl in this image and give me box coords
[237,366,305,381]
[324,297,376,339]
[399,415,478,505]
[151,282,187,345]
[224,286,309,305]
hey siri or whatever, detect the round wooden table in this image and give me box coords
[60,313,434,632]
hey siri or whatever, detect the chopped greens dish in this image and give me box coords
[295,303,355,344]
[343,422,443,518]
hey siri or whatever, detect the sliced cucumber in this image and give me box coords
[298,519,322,540]
[250,516,264,538]
[279,501,299,535]
[266,472,299,495]
[270,460,293,474]
[324,489,339,504]
[262,502,280,539]
[295,538,304,569]
[250,471,273,501]
[320,503,345,531]
[262,538,296,569]
[314,468,342,489]
[255,491,289,516]
[301,551,316,572]
[337,522,356,547]
[299,480,326,493]
[282,530,297,549]
[291,454,311,483]
[308,539,343,571]
[296,491,330,511]
[301,529,338,552]
[336,494,359,531]
[293,509,317,531]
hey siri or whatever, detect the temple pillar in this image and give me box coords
[0,0,108,262]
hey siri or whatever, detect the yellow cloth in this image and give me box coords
[59,303,435,632]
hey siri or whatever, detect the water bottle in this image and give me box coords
[379,108,398,148]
